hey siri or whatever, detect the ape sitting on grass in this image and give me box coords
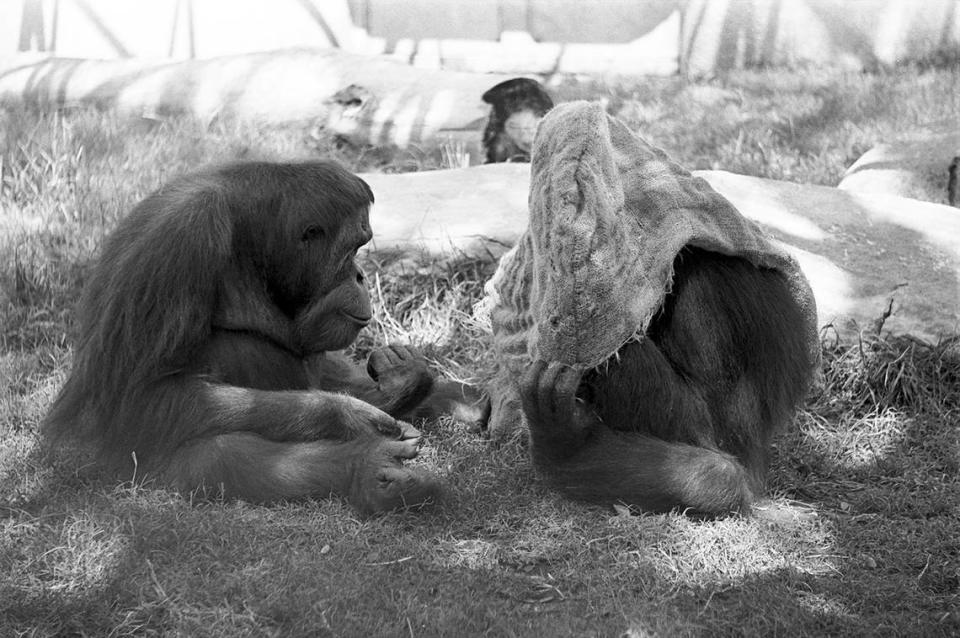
[520,247,814,516]
[44,161,482,514]
[483,101,820,518]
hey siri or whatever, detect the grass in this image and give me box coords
[2,67,959,636]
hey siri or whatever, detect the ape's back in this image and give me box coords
[583,247,814,482]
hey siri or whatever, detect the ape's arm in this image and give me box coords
[194,381,408,441]
[306,346,434,418]
[309,347,489,425]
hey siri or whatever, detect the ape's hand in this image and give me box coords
[366,344,435,417]
[519,360,598,454]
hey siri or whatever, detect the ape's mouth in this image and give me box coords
[340,311,372,326]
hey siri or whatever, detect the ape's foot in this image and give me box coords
[350,438,443,515]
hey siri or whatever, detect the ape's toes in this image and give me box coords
[349,437,444,515]
[362,467,443,514]
[375,418,403,438]
[396,420,422,440]
[381,438,420,460]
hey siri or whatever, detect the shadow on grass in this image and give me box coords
[4,397,958,637]
[2,230,957,635]
[769,336,960,635]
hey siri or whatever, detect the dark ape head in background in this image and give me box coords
[948,155,959,207]
[43,161,481,515]
[481,77,554,163]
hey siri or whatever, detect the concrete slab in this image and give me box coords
[360,164,960,339]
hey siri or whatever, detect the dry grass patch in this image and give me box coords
[2,68,959,636]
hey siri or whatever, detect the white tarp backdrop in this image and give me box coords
[3,0,958,76]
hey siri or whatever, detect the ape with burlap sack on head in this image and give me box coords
[480,101,820,517]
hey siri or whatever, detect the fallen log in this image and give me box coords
[0,49,509,151]
[360,164,960,340]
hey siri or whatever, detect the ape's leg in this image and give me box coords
[190,381,414,442]
[520,360,754,516]
[163,432,441,514]
[580,337,719,447]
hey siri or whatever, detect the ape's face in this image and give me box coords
[503,109,542,154]
[481,78,554,164]
[225,162,376,353]
[289,202,374,353]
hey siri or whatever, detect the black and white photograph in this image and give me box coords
[1,1,958,635]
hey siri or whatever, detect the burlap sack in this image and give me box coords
[479,101,819,436]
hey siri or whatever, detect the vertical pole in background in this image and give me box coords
[677,0,685,76]
[496,0,529,36]
[50,0,59,51]
[187,0,196,59]
[169,0,181,57]
[169,0,196,60]
[294,0,341,48]
[17,0,46,51]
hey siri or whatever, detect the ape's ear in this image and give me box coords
[80,178,233,395]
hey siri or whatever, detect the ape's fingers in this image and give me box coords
[519,360,548,422]
[380,345,404,366]
[388,344,420,363]
[539,362,568,421]
[374,419,403,438]
[554,365,583,415]
[368,348,401,379]
[396,420,422,440]
[366,352,383,380]
[383,439,420,460]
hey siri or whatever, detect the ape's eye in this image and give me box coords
[301,225,325,242]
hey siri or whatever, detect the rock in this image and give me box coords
[838,131,960,207]
[360,164,960,340]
